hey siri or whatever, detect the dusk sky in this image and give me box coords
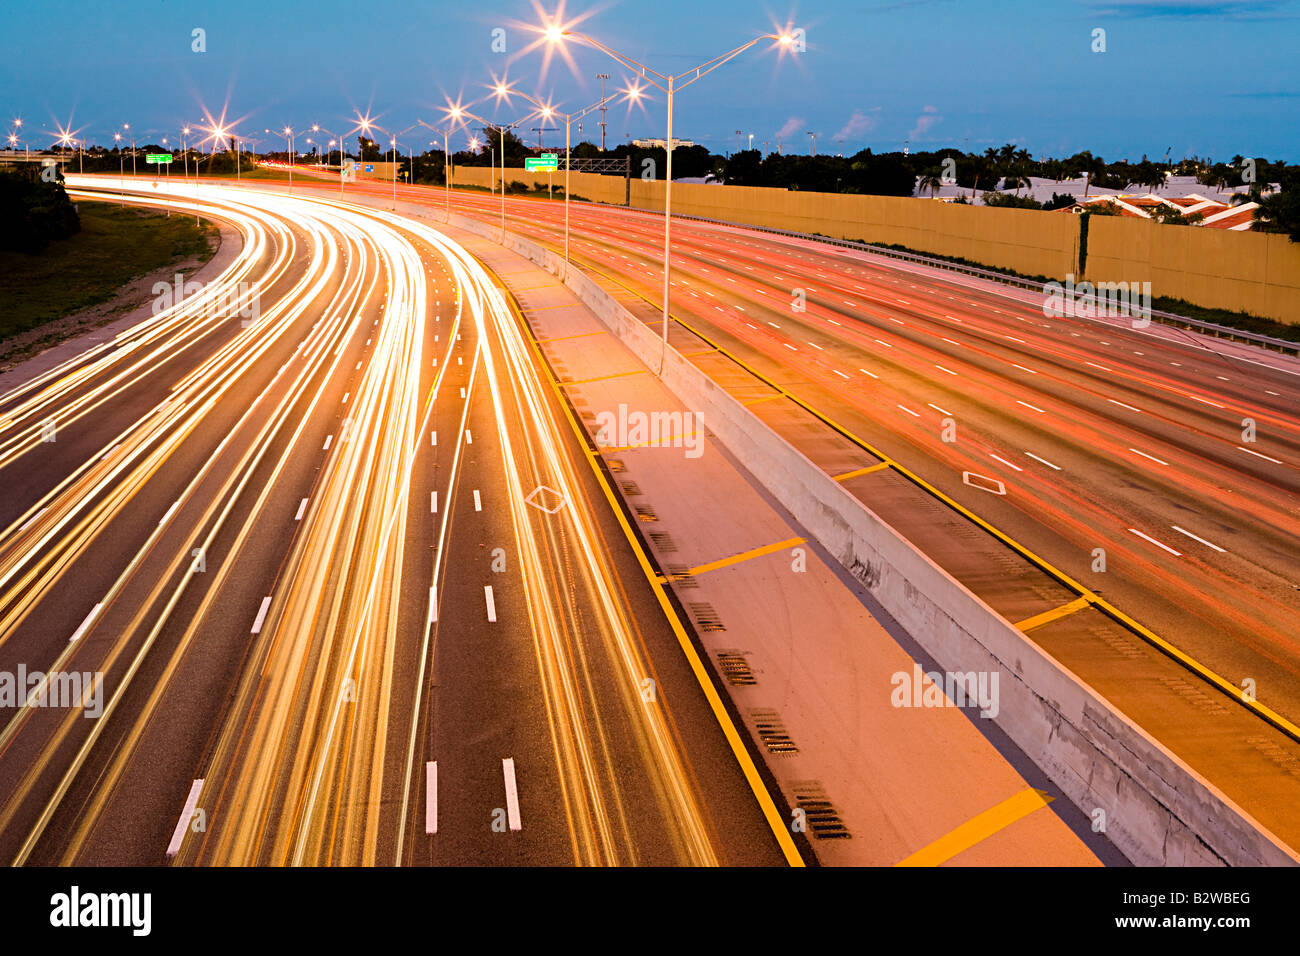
[2,0,1298,161]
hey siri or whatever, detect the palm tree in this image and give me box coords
[918,170,942,198]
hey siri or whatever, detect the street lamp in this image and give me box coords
[122,123,135,177]
[266,126,294,187]
[543,23,797,357]
[113,131,124,190]
[494,80,641,276]
[428,104,532,239]
[312,123,344,193]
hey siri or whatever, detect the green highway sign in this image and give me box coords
[145,153,173,164]
[525,157,557,172]
[540,153,557,162]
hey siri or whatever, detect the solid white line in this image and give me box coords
[1128,528,1181,556]
[1238,445,1282,464]
[19,508,48,532]
[166,779,204,859]
[502,758,522,831]
[251,596,272,634]
[159,501,180,525]
[1017,400,1045,413]
[1129,447,1169,466]
[1025,452,1062,471]
[485,585,497,622]
[989,453,1024,472]
[425,762,437,834]
[1171,525,1227,553]
[69,603,103,644]
[473,489,482,511]
[1109,399,1141,413]
[295,498,308,521]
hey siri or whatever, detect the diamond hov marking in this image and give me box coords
[523,485,567,514]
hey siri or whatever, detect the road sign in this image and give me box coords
[540,153,557,162]
[145,153,173,164]
[525,157,557,172]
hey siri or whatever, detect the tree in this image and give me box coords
[918,170,942,198]
[1254,186,1300,241]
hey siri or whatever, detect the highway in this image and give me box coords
[0,182,790,866]
[319,177,1300,730]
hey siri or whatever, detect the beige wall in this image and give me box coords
[1084,215,1300,325]
[461,166,1300,326]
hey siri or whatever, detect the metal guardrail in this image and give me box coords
[663,211,1300,357]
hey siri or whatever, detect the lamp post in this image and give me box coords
[428,107,531,239]
[391,124,420,207]
[493,82,641,277]
[123,123,135,177]
[544,24,797,356]
[113,131,124,193]
[312,124,343,193]
[12,118,27,160]
[267,127,294,187]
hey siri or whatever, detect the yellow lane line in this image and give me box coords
[742,393,784,406]
[896,788,1054,867]
[600,431,698,453]
[1016,596,1092,633]
[656,537,806,582]
[494,267,807,868]
[833,462,890,481]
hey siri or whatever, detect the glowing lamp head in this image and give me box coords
[779,34,793,45]
[545,25,564,42]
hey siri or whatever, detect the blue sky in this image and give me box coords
[1,0,1297,161]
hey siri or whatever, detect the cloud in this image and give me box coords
[907,105,942,142]
[775,116,805,140]
[834,108,881,142]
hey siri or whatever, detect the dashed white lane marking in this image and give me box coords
[989,453,1023,472]
[295,498,308,521]
[1025,452,1062,470]
[897,404,920,417]
[323,435,332,450]
[485,585,497,622]
[428,586,437,625]
[784,343,798,352]
[69,603,104,644]
[874,339,893,348]
[342,392,349,404]
[473,490,482,511]
[1238,445,1282,464]
[251,596,273,634]
[833,369,849,379]
[1129,447,1169,466]
[1186,394,1225,408]
[1128,528,1181,556]
[807,341,823,351]
[425,762,438,834]
[431,430,437,446]
[502,758,522,831]
[1171,525,1227,553]
[1108,399,1141,413]
[927,403,952,415]
[935,364,958,376]
[1013,364,1038,374]
[166,779,205,859]
[1004,335,1025,343]
[859,368,879,379]
[1017,400,1046,413]
[430,491,438,513]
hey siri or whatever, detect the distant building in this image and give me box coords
[632,138,696,149]
[1059,193,1260,230]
